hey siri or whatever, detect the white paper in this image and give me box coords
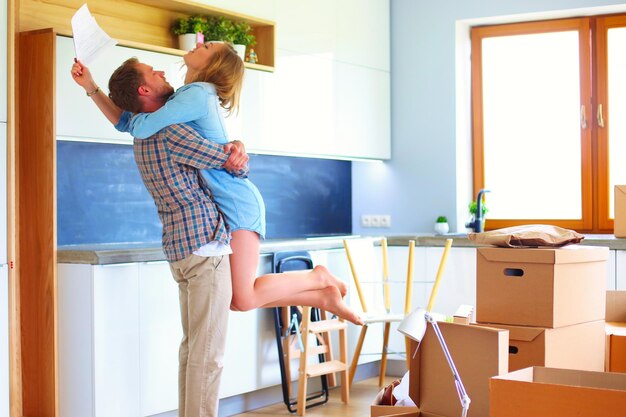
[71,4,117,65]
[393,371,416,407]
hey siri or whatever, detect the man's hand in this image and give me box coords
[223,140,249,171]
[71,59,98,93]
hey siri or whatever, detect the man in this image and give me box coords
[71,58,246,417]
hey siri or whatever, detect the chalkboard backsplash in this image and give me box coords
[57,141,352,246]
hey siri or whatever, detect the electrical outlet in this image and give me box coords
[379,215,391,228]
[361,215,372,227]
[370,215,381,227]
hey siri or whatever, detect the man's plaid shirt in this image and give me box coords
[133,123,248,262]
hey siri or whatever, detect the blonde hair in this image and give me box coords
[187,43,244,115]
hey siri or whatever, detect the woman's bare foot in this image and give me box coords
[320,286,364,326]
[313,265,348,297]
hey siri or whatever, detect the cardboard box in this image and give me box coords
[606,290,626,372]
[371,405,421,417]
[490,366,626,417]
[615,185,626,237]
[476,320,605,372]
[476,246,608,328]
[409,322,508,417]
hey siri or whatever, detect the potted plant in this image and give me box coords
[172,15,208,51]
[434,216,449,235]
[228,21,256,60]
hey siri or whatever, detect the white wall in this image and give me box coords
[352,0,626,235]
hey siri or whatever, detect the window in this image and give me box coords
[471,15,626,233]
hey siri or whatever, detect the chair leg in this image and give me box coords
[319,310,337,387]
[379,322,391,387]
[297,306,311,416]
[349,325,368,387]
[339,326,349,404]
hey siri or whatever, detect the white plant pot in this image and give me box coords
[434,222,449,235]
[233,44,247,60]
[178,34,198,51]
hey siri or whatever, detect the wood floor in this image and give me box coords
[230,377,394,417]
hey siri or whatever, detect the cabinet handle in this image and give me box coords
[581,105,587,129]
[597,103,605,128]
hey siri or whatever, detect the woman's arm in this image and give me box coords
[71,60,123,125]
[127,84,210,139]
[166,124,249,178]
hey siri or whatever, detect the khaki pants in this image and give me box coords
[169,254,232,417]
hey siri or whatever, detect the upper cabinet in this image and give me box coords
[19,0,276,71]
[1,0,7,122]
[52,0,390,160]
[276,0,389,71]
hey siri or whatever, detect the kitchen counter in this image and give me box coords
[57,234,626,265]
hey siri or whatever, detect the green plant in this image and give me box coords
[173,15,257,47]
[229,21,256,46]
[171,15,209,35]
[436,216,448,223]
[204,16,232,41]
[468,201,488,217]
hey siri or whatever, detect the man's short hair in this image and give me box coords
[108,57,143,113]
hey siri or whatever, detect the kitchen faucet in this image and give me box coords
[466,189,491,233]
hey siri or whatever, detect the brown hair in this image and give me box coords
[108,57,143,113]
[187,43,244,115]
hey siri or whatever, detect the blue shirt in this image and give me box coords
[116,83,266,237]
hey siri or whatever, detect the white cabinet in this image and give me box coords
[0,0,7,122]
[0,265,8,417]
[0,124,6,264]
[608,250,617,291]
[55,36,185,143]
[616,250,626,290]
[58,263,141,417]
[276,0,389,71]
[137,261,181,416]
[238,53,390,159]
[55,0,390,160]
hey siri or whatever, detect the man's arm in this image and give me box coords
[71,60,123,125]
[164,124,249,178]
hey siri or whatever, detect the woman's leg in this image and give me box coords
[229,230,348,312]
[263,286,363,325]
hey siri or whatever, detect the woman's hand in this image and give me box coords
[70,59,98,93]
[223,140,249,171]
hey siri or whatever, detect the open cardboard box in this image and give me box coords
[372,321,508,417]
[475,320,605,372]
[476,246,608,328]
[606,290,626,372]
[490,366,626,417]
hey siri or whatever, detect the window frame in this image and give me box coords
[471,17,595,232]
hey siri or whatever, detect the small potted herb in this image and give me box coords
[172,15,208,51]
[434,216,449,235]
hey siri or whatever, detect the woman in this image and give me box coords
[71,43,363,325]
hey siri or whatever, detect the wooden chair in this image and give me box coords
[296,307,349,415]
[343,237,415,387]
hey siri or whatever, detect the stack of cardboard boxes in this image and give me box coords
[477,245,626,417]
[475,245,608,372]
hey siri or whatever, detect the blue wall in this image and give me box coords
[352,0,626,235]
[57,141,351,246]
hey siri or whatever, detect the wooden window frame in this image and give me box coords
[471,18,595,232]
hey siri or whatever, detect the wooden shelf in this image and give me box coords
[19,0,275,71]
